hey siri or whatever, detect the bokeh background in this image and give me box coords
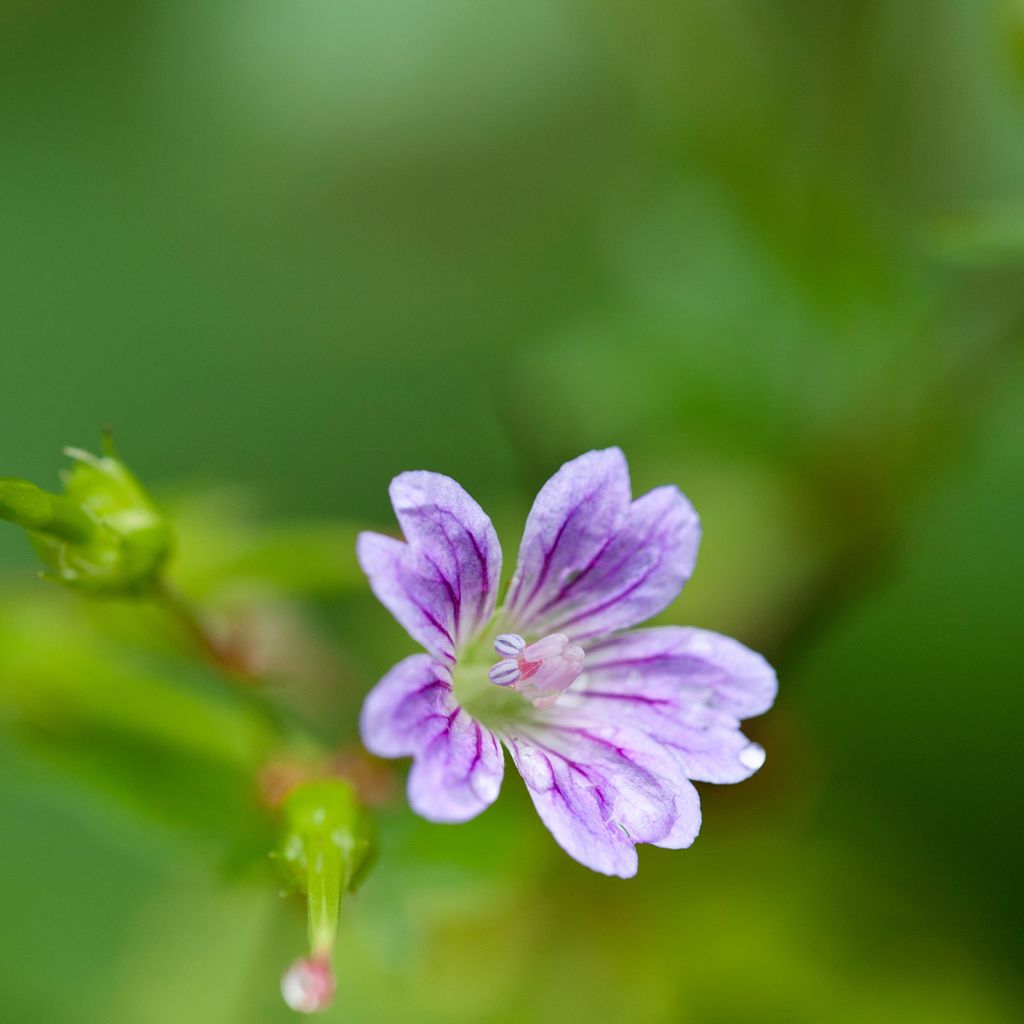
[2,2,1024,1021]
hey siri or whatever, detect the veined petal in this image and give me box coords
[361,654,504,822]
[505,713,701,878]
[539,486,699,640]
[357,471,501,662]
[505,450,700,640]
[505,448,631,629]
[577,627,777,783]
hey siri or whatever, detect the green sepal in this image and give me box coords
[1,440,172,594]
[272,778,375,955]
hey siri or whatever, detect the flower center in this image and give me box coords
[487,632,585,709]
[451,631,586,725]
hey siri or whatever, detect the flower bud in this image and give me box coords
[272,778,374,1014]
[0,438,171,593]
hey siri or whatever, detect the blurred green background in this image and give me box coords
[2,1,1023,1021]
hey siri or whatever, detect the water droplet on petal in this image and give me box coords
[738,742,766,771]
[281,955,336,1014]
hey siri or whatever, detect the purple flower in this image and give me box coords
[358,449,777,877]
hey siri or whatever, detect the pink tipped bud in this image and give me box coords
[281,955,336,1014]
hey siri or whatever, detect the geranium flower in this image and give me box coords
[358,449,776,877]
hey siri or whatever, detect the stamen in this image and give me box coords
[488,659,521,686]
[493,633,526,658]
[488,632,585,708]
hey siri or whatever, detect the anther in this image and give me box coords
[488,659,521,686]
[493,633,526,658]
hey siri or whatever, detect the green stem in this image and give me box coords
[151,580,320,751]
[152,579,231,673]
[0,479,96,543]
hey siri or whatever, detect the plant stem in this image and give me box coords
[152,579,244,679]
[0,479,96,543]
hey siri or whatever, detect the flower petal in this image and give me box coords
[505,450,700,640]
[504,448,631,629]
[361,654,504,822]
[577,627,777,783]
[505,713,701,878]
[358,471,502,662]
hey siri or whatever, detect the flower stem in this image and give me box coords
[150,580,322,751]
[0,478,97,543]
[151,579,243,679]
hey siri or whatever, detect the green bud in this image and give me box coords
[273,778,374,1012]
[273,779,374,958]
[0,439,172,593]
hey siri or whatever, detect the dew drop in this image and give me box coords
[738,742,766,771]
[281,955,336,1014]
